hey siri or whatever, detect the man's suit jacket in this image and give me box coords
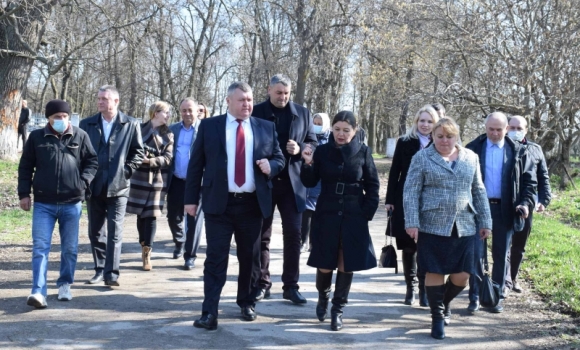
[252,100,317,212]
[403,144,493,237]
[184,114,285,218]
[167,119,201,189]
[466,134,537,230]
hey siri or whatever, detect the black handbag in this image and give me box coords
[379,210,398,273]
[479,239,500,307]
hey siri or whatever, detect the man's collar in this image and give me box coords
[486,137,505,149]
[181,121,194,130]
[100,112,117,123]
[227,112,249,123]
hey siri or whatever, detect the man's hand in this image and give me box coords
[516,205,529,218]
[287,139,300,155]
[479,228,491,240]
[301,144,313,165]
[185,204,198,217]
[256,159,271,175]
[20,197,31,211]
[406,227,418,241]
[536,203,546,212]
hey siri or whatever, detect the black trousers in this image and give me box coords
[167,176,204,260]
[137,216,156,247]
[17,126,27,148]
[505,211,534,289]
[202,193,262,316]
[257,177,302,290]
[300,209,314,246]
[87,191,128,282]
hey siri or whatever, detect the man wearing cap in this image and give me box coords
[18,99,98,308]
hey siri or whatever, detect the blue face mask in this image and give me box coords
[52,119,69,133]
[312,125,323,134]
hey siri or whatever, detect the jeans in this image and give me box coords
[31,201,82,296]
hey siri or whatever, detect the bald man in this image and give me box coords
[465,112,537,313]
[505,116,551,293]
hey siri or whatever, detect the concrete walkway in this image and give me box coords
[0,206,553,349]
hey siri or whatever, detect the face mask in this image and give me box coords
[508,130,525,142]
[312,125,323,134]
[52,119,69,134]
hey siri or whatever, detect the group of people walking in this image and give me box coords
[16,73,550,341]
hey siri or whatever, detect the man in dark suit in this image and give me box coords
[251,74,317,304]
[466,112,536,313]
[18,99,31,149]
[185,81,285,330]
[167,97,204,269]
[79,85,144,287]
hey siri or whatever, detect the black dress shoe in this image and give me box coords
[193,314,218,330]
[283,288,307,304]
[240,306,257,321]
[184,258,195,270]
[88,272,103,284]
[104,280,120,287]
[467,300,480,313]
[253,288,271,302]
[173,247,184,259]
[512,281,523,293]
[490,300,504,313]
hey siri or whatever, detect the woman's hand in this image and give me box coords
[406,227,418,241]
[142,158,150,164]
[479,228,491,240]
[302,144,313,165]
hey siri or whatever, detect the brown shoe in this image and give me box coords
[142,246,152,271]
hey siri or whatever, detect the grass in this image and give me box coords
[0,208,32,242]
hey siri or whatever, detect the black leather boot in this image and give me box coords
[426,285,446,340]
[330,271,353,331]
[402,250,418,305]
[442,279,466,326]
[418,273,429,307]
[316,270,333,321]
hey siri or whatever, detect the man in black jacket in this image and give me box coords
[18,99,98,308]
[79,85,144,286]
[466,112,537,313]
[505,115,551,293]
[251,74,317,304]
[17,99,31,149]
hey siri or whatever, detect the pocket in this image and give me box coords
[124,165,131,179]
[468,202,478,214]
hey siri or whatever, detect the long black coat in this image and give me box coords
[301,138,380,272]
[385,137,422,248]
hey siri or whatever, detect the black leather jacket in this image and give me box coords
[79,111,145,197]
[522,139,552,207]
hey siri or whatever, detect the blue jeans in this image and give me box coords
[31,201,82,296]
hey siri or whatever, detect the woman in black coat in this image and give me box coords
[301,111,380,331]
[385,104,439,306]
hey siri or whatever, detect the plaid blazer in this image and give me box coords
[403,144,492,237]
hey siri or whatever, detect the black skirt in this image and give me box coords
[417,224,475,275]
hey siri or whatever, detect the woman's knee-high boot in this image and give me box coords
[402,250,418,305]
[316,270,333,321]
[330,271,353,331]
[426,285,446,340]
[418,273,429,307]
[442,279,466,325]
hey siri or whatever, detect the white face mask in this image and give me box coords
[52,119,69,133]
[312,125,323,134]
[508,130,525,142]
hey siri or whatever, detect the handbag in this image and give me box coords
[479,238,500,307]
[379,210,398,273]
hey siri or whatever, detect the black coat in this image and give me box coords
[252,100,317,212]
[385,137,421,240]
[79,111,145,197]
[301,138,380,272]
[184,115,285,218]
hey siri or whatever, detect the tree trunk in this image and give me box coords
[0,1,56,159]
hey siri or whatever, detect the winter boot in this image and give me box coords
[442,278,466,325]
[426,285,446,340]
[316,270,333,321]
[402,250,418,305]
[330,271,353,331]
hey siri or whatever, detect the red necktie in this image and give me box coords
[235,119,246,187]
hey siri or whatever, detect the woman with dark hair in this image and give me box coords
[385,104,439,306]
[301,111,380,331]
[432,103,446,118]
[127,101,174,271]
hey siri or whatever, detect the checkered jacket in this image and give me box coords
[403,144,492,237]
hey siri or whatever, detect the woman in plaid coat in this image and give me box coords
[127,101,174,270]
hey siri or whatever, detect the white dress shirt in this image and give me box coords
[226,113,256,193]
[101,113,117,143]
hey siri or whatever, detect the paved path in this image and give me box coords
[0,206,558,349]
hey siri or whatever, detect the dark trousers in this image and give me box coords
[17,126,27,148]
[167,176,204,260]
[505,211,533,289]
[300,209,314,247]
[137,216,156,247]
[87,191,128,282]
[202,194,262,316]
[469,202,514,301]
[257,177,302,290]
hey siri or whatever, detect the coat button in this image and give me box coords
[338,211,343,216]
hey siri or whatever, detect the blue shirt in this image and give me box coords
[484,138,504,198]
[174,122,194,179]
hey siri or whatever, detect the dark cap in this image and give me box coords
[45,99,71,118]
